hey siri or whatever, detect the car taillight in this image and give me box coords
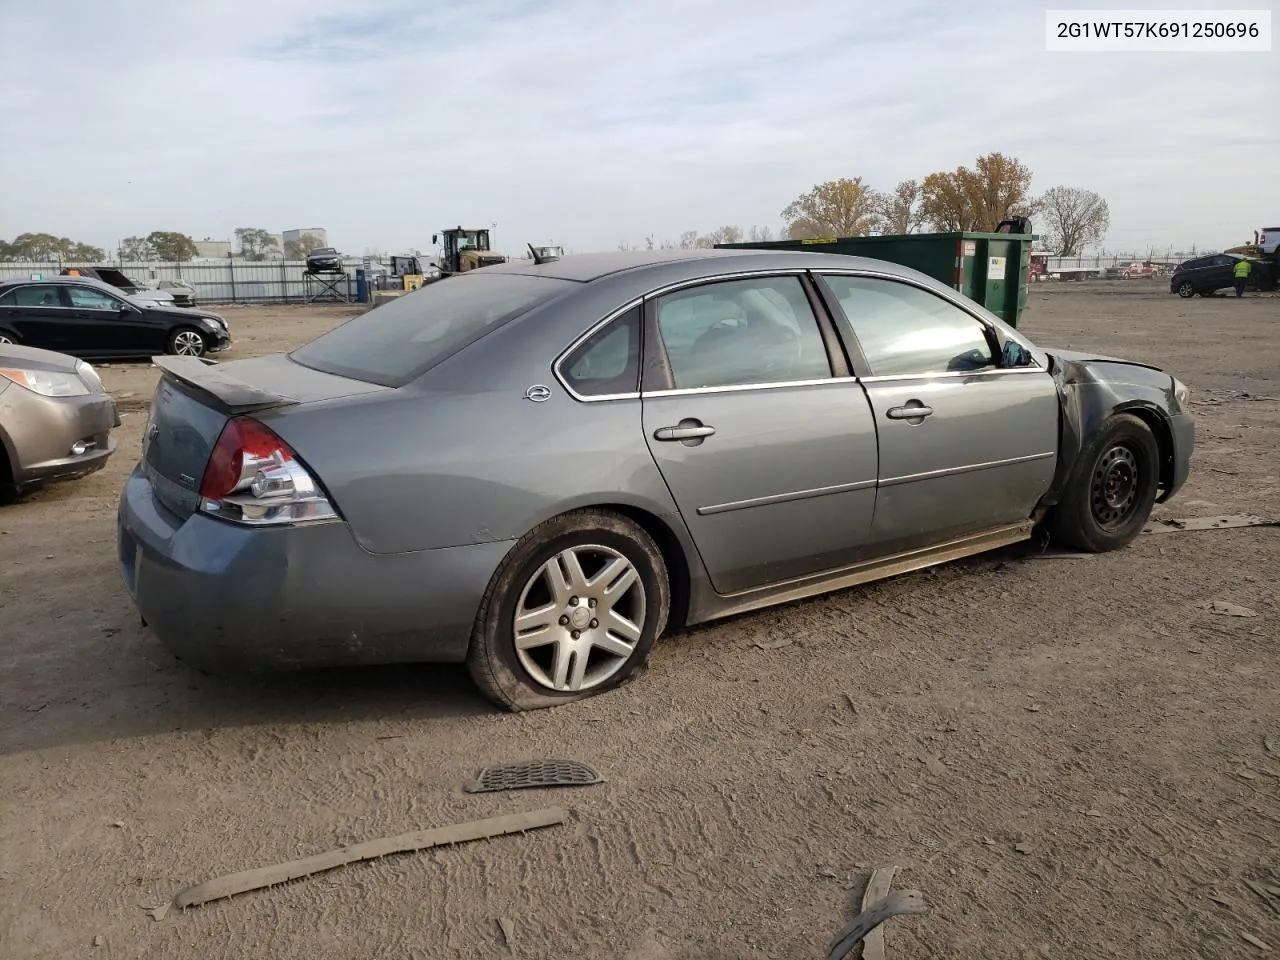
[199,416,338,525]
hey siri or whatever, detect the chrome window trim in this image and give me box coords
[551,297,645,403]
[644,375,858,399]
[553,269,830,403]
[858,367,1048,384]
[553,266,1046,403]
[813,268,1045,370]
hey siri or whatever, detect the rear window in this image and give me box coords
[290,273,573,385]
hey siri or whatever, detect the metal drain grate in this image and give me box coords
[464,759,604,794]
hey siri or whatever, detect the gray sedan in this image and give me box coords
[117,250,1195,710]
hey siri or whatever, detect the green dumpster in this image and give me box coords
[715,230,1037,328]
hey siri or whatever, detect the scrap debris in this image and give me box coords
[825,865,928,960]
[1144,515,1279,535]
[497,916,517,948]
[145,807,568,919]
[464,760,603,794]
[1204,601,1259,618]
[1240,932,1271,952]
[753,637,793,650]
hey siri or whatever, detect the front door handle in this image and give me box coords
[654,419,716,443]
[886,402,934,421]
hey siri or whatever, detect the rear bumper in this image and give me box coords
[1158,411,1195,503]
[116,464,513,671]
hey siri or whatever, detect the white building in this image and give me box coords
[283,227,328,248]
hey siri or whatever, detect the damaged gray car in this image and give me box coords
[117,250,1194,710]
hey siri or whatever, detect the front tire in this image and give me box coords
[167,327,207,357]
[1176,281,1195,298]
[0,328,18,344]
[1048,413,1161,552]
[467,509,670,711]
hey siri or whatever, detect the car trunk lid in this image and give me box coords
[142,354,386,519]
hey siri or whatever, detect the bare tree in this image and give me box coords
[677,230,700,250]
[118,236,153,261]
[748,225,775,242]
[876,180,923,235]
[284,231,324,260]
[1038,186,1110,255]
[235,227,279,261]
[698,225,744,247]
[781,178,879,239]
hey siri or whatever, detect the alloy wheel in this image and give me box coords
[512,544,646,693]
[0,334,12,344]
[172,331,205,356]
[1090,444,1140,528]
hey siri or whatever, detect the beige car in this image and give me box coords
[0,343,118,501]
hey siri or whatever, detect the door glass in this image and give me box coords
[822,276,996,376]
[561,306,640,397]
[10,286,64,308]
[66,286,120,310]
[653,276,831,389]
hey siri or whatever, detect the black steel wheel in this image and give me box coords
[1048,413,1161,552]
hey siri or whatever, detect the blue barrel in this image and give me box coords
[355,267,368,303]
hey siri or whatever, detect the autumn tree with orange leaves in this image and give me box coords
[919,152,1039,233]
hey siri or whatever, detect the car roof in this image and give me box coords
[482,248,926,284]
[0,275,120,290]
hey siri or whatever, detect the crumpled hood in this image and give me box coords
[1046,348,1164,373]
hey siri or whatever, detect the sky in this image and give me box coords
[0,0,1274,257]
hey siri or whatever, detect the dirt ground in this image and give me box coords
[1,283,1277,959]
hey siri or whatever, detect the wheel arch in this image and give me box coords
[602,503,694,632]
[1038,365,1178,515]
[1112,401,1176,501]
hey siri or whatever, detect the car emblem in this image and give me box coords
[524,384,552,403]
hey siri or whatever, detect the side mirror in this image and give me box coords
[1001,340,1032,367]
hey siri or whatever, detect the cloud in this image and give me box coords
[0,0,1273,255]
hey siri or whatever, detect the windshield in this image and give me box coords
[290,273,574,386]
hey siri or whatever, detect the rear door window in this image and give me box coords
[651,275,832,389]
[66,286,122,310]
[6,285,67,307]
[290,273,574,386]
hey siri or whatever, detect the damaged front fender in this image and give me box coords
[1035,350,1193,516]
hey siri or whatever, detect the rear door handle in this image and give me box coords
[654,421,716,442]
[886,403,934,421]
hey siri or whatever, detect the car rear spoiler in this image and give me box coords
[151,355,299,414]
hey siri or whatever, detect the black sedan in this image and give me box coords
[305,247,344,274]
[0,278,231,359]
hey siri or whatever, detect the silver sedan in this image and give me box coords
[117,250,1195,710]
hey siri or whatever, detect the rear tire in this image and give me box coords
[1048,413,1161,553]
[467,509,669,711]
